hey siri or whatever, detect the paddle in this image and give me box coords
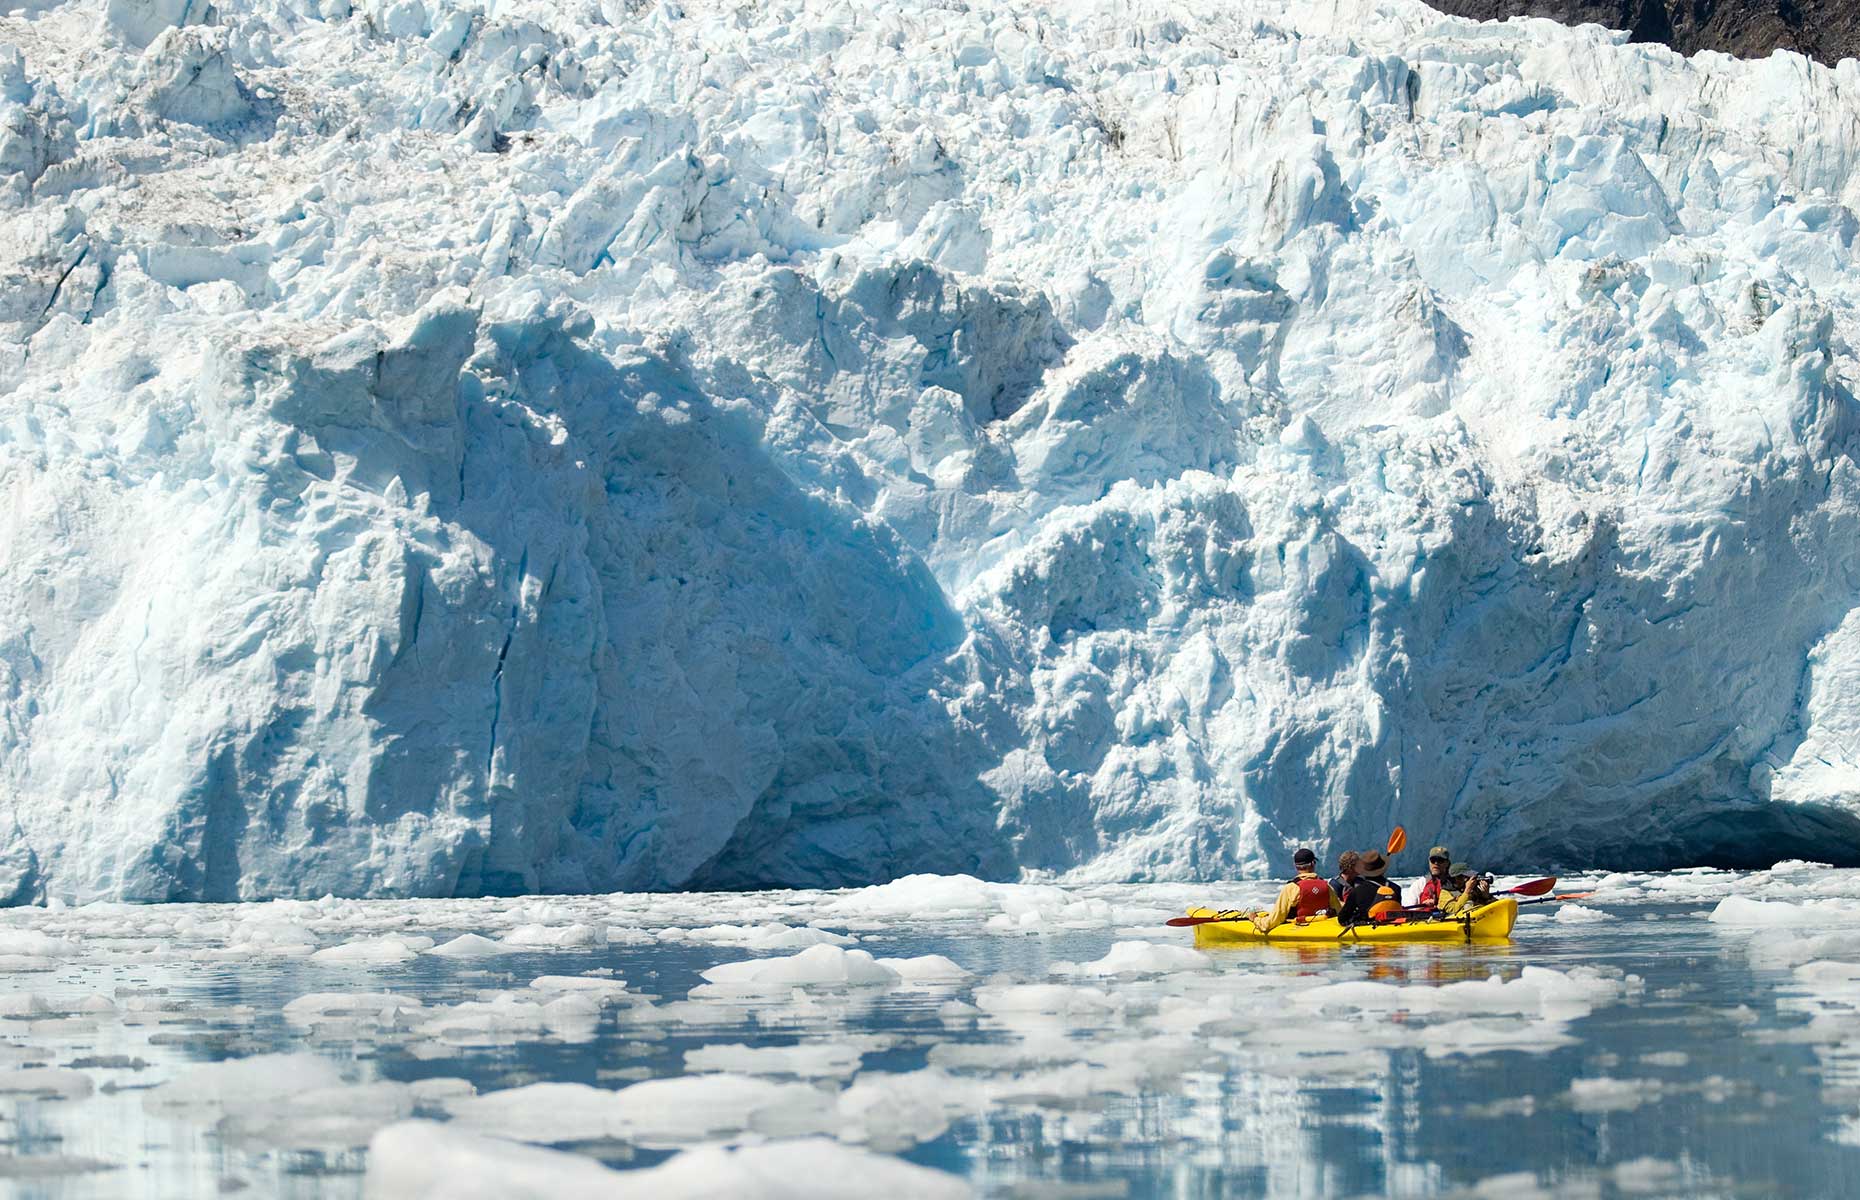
[1499,876,1557,897]
[1516,891,1595,907]
[1167,827,1410,928]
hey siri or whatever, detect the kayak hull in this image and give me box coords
[1186,898,1519,945]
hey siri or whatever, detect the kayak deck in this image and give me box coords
[1185,898,1519,945]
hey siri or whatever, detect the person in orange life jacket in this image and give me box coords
[1415,846,1454,908]
[1330,850,1360,899]
[1254,848,1341,933]
[1338,849,1400,925]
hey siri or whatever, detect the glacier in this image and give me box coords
[5,0,1860,902]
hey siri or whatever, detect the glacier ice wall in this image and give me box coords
[5,0,1860,901]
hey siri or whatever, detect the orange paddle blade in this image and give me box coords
[1387,826,1407,856]
[1504,876,1557,897]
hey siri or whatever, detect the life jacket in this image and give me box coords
[1417,876,1445,908]
[1293,875,1334,918]
[1364,875,1400,921]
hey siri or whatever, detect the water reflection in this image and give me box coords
[0,886,1857,1196]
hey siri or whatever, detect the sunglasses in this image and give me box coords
[1429,856,1449,863]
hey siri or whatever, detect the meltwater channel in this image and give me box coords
[1,866,1857,1198]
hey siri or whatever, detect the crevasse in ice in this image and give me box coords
[5,0,1860,901]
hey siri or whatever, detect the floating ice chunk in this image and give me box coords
[144,1053,344,1114]
[228,918,320,957]
[0,931,79,958]
[837,1067,987,1151]
[875,954,972,983]
[310,935,434,965]
[1769,860,1834,875]
[0,993,49,1016]
[830,874,1000,918]
[1708,896,1860,926]
[697,945,901,992]
[972,983,1121,1020]
[365,1121,625,1199]
[0,1068,92,1098]
[502,923,606,949]
[1569,1076,1663,1112]
[222,1080,419,1149]
[637,1137,973,1199]
[1417,1018,1580,1058]
[1553,904,1616,923]
[448,1074,837,1147]
[0,1154,116,1178]
[417,993,600,1045]
[527,976,630,1001]
[1055,941,1213,976]
[1298,967,1620,1020]
[426,934,509,958]
[283,992,424,1026]
[670,923,856,950]
[684,1041,868,1079]
[366,1122,971,1199]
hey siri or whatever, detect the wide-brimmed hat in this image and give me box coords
[1358,850,1387,873]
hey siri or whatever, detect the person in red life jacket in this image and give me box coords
[1253,848,1340,933]
[1338,850,1400,925]
[1414,846,1454,909]
[1330,850,1360,900]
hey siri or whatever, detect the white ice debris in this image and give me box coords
[0,1068,92,1098]
[697,945,903,992]
[283,992,425,1027]
[665,923,856,950]
[447,1075,838,1146]
[143,1053,344,1113]
[416,992,602,1045]
[876,954,973,984]
[1055,941,1214,976]
[310,935,434,965]
[684,1041,869,1079]
[1709,896,1860,927]
[500,923,606,949]
[425,934,508,958]
[366,1122,972,1200]
[527,975,630,1000]
[9,0,1860,901]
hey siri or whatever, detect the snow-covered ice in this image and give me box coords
[5,0,1860,901]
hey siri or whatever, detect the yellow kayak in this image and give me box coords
[1185,898,1519,945]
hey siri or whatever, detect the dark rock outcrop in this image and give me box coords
[1425,2,1860,66]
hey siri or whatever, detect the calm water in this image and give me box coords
[0,868,1854,1197]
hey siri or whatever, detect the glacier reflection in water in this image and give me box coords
[0,866,1856,1197]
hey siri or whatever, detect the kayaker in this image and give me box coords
[1330,850,1360,899]
[1337,850,1400,925]
[1415,846,1454,908]
[1254,848,1341,933]
[1439,866,1495,916]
